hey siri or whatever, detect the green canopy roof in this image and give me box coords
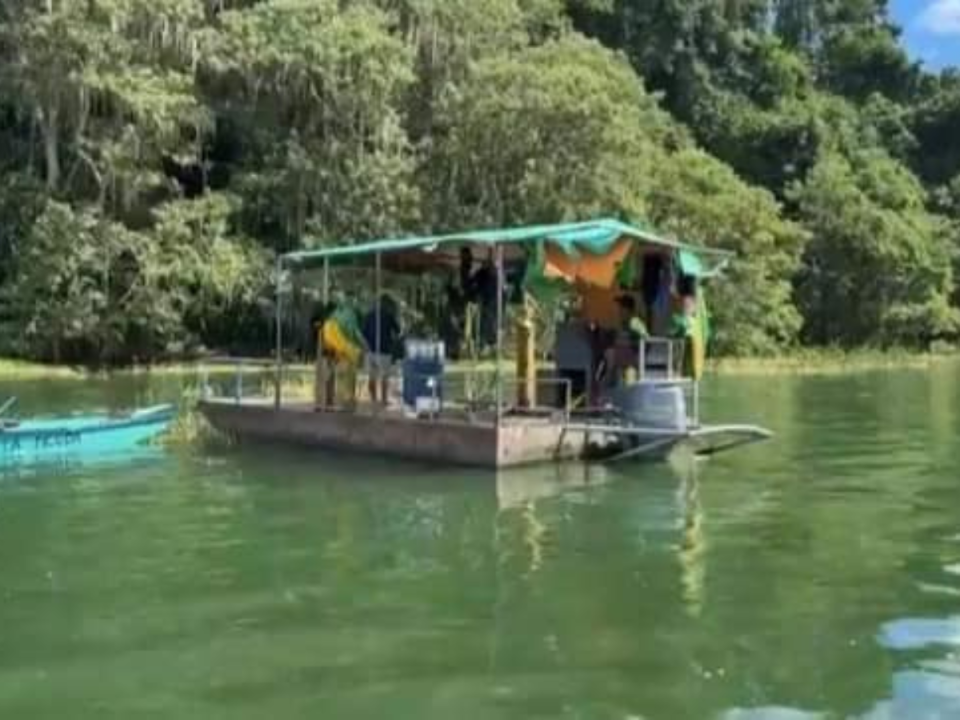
[283,218,732,278]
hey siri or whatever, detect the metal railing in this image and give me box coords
[637,337,687,381]
[377,367,574,424]
[198,356,311,405]
[196,352,700,428]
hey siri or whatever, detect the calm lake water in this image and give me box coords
[0,365,959,719]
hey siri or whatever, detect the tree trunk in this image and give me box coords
[41,106,60,192]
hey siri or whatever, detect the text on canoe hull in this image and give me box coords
[1,430,83,453]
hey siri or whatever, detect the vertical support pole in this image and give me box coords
[495,244,504,426]
[375,254,382,364]
[322,257,330,305]
[374,252,382,407]
[693,381,700,428]
[638,339,646,381]
[316,257,332,410]
[199,363,210,400]
[374,253,382,357]
[274,256,283,410]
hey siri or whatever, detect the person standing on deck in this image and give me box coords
[460,248,499,353]
[671,274,706,380]
[318,293,365,408]
[361,294,402,405]
[472,256,499,350]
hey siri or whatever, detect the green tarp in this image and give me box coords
[284,217,731,279]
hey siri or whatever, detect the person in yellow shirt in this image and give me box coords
[316,295,365,407]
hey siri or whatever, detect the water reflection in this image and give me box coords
[494,463,616,511]
[0,446,169,485]
[721,708,824,720]
[678,473,707,617]
[1,367,960,717]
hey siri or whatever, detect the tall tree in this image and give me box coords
[0,0,207,210]
[423,35,678,228]
[202,0,418,248]
[793,150,957,347]
[0,0,958,363]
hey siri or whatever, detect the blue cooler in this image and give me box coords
[402,340,445,413]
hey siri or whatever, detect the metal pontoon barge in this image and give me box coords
[198,218,771,467]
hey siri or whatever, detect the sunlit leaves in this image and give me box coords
[425,36,672,228]
[793,150,958,346]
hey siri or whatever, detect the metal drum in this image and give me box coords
[612,380,688,431]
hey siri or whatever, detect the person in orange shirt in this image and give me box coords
[575,285,619,402]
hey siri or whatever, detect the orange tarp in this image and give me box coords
[543,237,632,289]
[579,285,621,330]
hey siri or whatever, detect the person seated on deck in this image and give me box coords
[602,295,648,388]
[361,294,402,406]
[671,274,697,336]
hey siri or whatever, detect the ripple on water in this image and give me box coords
[1,370,960,718]
[878,618,960,651]
[916,582,960,598]
[859,668,960,719]
[719,708,824,720]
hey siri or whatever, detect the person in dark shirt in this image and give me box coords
[361,294,402,405]
[459,246,474,297]
[468,257,498,350]
[441,280,465,360]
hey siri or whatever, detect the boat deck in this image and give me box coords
[199,399,599,468]
[198,397,769,468]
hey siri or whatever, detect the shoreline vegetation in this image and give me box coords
[707,349,959,375]
[0,350,957,382]
[2,4,960,369]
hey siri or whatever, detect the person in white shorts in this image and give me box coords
[361,294,401,405]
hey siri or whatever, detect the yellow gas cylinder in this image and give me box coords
[688,311,706,381]
[515,296,537,408]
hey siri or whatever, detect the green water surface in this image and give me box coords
[0,366,959,719]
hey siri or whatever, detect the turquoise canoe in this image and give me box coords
[0,404,176,468]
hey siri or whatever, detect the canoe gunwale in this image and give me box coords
[0,404,175,438]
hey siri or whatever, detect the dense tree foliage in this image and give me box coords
[792,151,957,347]
[0,0,957,363]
